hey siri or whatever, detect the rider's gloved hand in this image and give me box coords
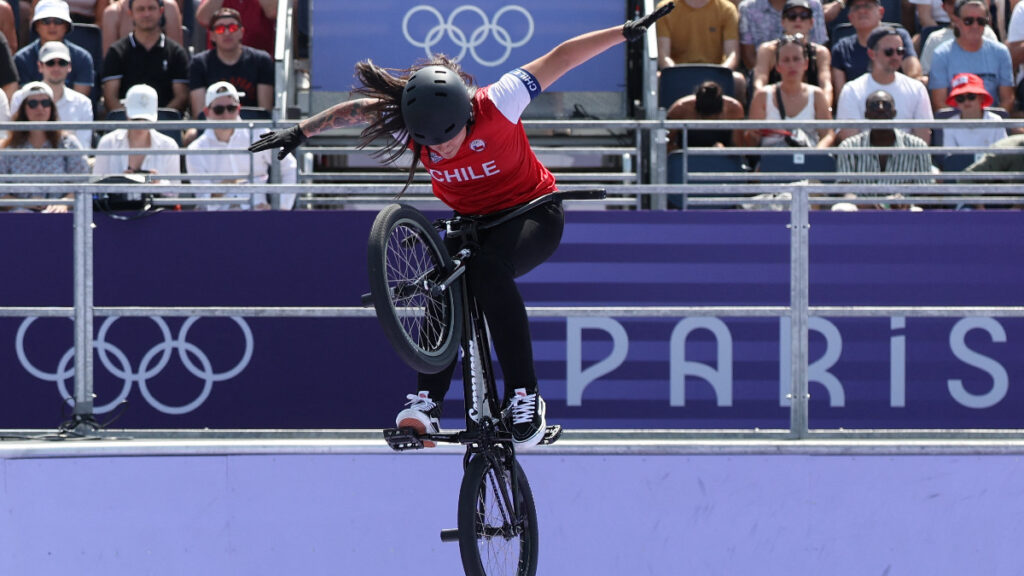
[248,124,307,160]
[622,1,675,42]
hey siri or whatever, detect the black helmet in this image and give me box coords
[401,65,473,146]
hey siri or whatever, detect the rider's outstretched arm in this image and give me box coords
[521,27,629,92]
[300,97,379,138]
[521,2,674,91]
[248,97,380,158]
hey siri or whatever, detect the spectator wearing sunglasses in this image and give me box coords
[836,90,934,208]
[929,0,1014,112]
[0,82,89,213]
[835,25,933,144]
[14,0,95,98]
[752,0,833,103]
[101,0,190,115]
[38,41,92,149]
[830,0,921,107]
[196,0,277,57]
[188,7,273,117]
[919,0,997,81]
[186,81,296,210]
[940,72,1007,147]
[738,0,828,70]
[93,83,181,182]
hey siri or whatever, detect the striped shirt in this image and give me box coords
[837,129,934,184]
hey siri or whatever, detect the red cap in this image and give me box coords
[946,73,993,108]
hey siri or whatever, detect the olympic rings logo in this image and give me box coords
[403,5,534,67]
[16,316,253,415]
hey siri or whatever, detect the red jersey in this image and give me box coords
[416,69,556,215]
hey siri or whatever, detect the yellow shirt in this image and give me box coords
[655,0,739,65]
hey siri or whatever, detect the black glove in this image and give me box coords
[248,124,307,160]
[622,2,675,42]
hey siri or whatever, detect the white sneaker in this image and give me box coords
[396,391,440,448]
[507,388,546,448]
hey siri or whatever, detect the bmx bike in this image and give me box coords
[363,188,606,576]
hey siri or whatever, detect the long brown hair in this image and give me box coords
[2,99,63,149]
[353,55,474,196]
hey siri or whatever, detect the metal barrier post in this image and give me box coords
[650,108,668,210]
[72,191,95,428]
[789,185,810,437]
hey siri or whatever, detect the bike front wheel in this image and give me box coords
[457,453,539,576]
[367,204,462,374]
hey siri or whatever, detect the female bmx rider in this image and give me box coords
[249,3,674,447]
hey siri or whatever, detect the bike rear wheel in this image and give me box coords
[457,453,539,576]
[367,204,462,374]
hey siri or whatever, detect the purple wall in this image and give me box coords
[3,211,1024,430]
[2,447,1022,575]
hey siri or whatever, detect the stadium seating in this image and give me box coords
[667,149,747,209]
[658,64,734,109]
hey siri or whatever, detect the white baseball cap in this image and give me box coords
[38,41,71,63]
[11,81,55,113]
[122,84,158,121]
[204,81,245,108]
[33,0,73,27]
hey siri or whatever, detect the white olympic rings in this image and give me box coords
[402,5,534,67]
[15,316,254,415]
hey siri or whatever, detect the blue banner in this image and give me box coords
[311,0,628,92]
[2,211,1023,430]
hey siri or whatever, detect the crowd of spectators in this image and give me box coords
[656,0,1023,181]
[1,0,1022,213]
[0,0,287,212]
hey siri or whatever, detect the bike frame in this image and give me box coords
[379,188,606,556]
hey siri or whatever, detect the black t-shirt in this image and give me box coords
[189,46,273,109]
[102,33,190,107]
[0,33,17,88]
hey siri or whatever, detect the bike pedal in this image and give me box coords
[383,427,425,451]
[539,424,563,445]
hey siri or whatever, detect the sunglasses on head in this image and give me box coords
[961,16,989,26]
[44,59,69,67]
[882,46,906,57]
[210,104,239,115]
[25,99,53,109]
[213,23,241,35]
[784,10,812,20]
[955,93,979,103]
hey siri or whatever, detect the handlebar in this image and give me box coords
[438,188,606,235]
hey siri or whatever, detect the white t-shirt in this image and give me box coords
[93,129,181,183]
[0,89,9,142]
[55,88,94,150]
[836,72,934,122]
[186,126,298,210]
[909,0,950,25]
[1006,1,1024,82]
[942,109,1009,147]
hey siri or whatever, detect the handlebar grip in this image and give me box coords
[558,189,607,201]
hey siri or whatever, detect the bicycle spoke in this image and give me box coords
[475,464,523,574]
[383,224,452,354]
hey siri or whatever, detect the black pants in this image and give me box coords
[418,201,565,404]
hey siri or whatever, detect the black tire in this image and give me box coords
[457,454,539,576]
[367,204,462,374]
